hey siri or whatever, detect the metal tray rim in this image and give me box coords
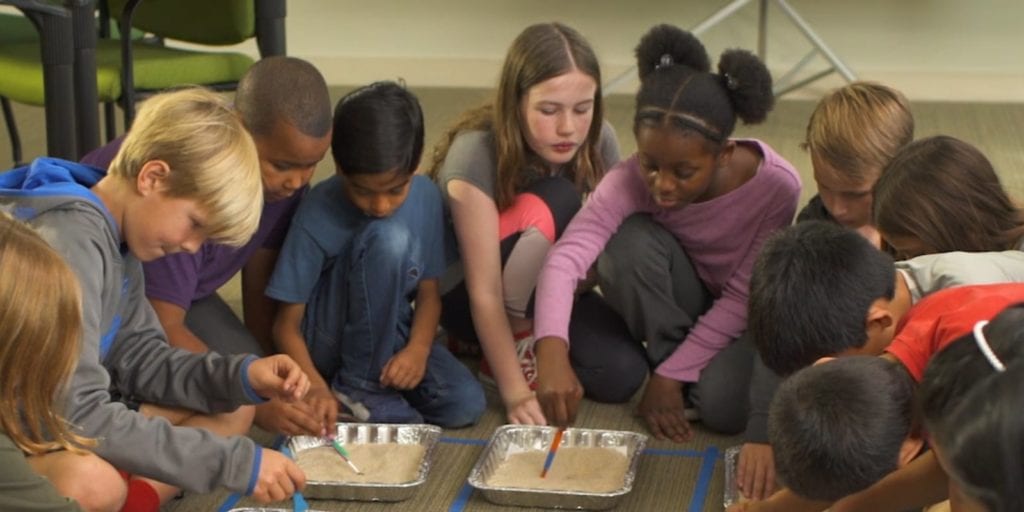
[467,424,648,499]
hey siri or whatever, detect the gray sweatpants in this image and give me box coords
[185,293,265,357]
[594,214,755,434]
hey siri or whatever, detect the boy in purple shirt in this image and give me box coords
[81,57,332,435]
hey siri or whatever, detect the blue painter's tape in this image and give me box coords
[642,447,704,458]
[688,446,719,512]
[215,492,241,512]
[448,482,475,512]
[271,434,286,450]
[440,436,488,446]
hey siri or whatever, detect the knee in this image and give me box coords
[693,383,748,435]
[57,453,127,512]
[699,404,747,435]
[598,215,664,293]
[359,220,413,265]
[602,215,651,263]
[579,355,647,403]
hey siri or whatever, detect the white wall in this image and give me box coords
[272,0,1024,101]
[274,0,1024,101]
[5,1,1021,100]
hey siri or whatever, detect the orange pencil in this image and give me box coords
[540,428,566,478]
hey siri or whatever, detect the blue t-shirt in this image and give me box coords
[266,174,445,304]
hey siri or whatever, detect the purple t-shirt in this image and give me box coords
[81,138,304,308]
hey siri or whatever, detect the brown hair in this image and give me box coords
[874,135,1024,253]
[0,213,94,454]
[804,82,914,183]
[427,22,605,210]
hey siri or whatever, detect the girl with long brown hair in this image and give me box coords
[427,22,627,424]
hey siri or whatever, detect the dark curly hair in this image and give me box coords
[634,24,773,149]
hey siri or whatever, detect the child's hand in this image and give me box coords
[380,345,429,390]
[254,398,323,436]
[738,442,777,500]
[535,337,583,427]
[506,393,546,425]
[726,502,753,512]
[248,354,310,402]
[304,385,340,434]
[251,449,306,503]
[637,374,693,442]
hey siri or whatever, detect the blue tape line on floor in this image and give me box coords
[642,447,704,458]
[216,492,242,512]
[448,481,475,512]
[271,434,286,449]
[687,446,719,512]
[440,436,488,446]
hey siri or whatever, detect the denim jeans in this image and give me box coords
[303,215,485,428]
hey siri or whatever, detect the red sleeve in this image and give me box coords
[886,306,944,382]
[886,289,1013,381]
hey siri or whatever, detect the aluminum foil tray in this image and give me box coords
[723,445,741,509]
[286,422,441,502]
[468,425,647,510]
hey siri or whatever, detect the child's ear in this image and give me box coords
[717,140,736,167]
[866,299,895,338]
[897,435,925,468]
[136,160,171,196]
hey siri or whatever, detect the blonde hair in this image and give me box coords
[0,213,94,455]
[109,87,262,246]
[428,23,606,210]
[803,82,914,183]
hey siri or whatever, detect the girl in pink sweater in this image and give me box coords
[534,24,801,439]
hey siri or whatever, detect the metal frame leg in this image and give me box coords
[602,0,855,97]
[604,0,755,93]
[773,0,855,82]
[1,97,23,166]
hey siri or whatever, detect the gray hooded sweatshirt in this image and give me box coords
[0,158,264,495]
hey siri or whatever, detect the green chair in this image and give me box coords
[98,0,286,136]
[0,0,286,165]
[0,11,40,165]
[0,1,76,164]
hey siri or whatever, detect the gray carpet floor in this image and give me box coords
[2,89,1023,511]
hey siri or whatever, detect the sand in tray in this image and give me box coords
[296,443,426,484]
[485,446,629,493]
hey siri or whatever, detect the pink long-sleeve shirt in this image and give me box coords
[534,139,801,382]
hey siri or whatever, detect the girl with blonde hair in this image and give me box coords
[0,213,125,511]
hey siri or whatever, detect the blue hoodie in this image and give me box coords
[0,158,265,495]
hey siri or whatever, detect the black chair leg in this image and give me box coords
[1,97,23,167]
[104,101,116,142]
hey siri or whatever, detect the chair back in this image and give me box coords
[104,0,256,45]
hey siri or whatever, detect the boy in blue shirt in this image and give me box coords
[268,82,486,431]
